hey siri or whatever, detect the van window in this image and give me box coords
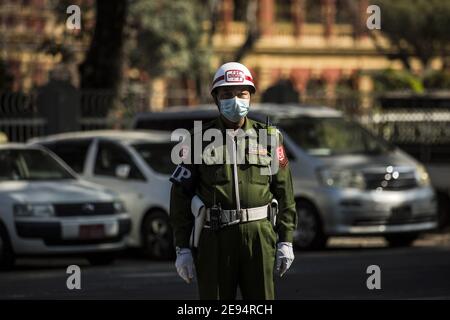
[43,139,92,173]
[94,141,146,181]
[281,117,389,156]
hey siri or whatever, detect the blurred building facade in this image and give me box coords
[0,0,93,92]
[0,0,439,110]
[210,0,398,108]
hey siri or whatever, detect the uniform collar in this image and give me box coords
[215,116,254,132]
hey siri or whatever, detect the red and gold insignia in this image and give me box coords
[249,145,268,156]
[277,145,288,168]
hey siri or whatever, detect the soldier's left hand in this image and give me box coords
[175,248,195,283]
[276,242,294,277]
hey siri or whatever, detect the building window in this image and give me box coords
[233,0,249,21]
[6,14,17,28]
[305,0,321,23]
[335,0,352,24]
[276,0,292,22]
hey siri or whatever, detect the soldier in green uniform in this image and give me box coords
[169,62,297,300]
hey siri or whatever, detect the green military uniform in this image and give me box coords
[169,116,297,300]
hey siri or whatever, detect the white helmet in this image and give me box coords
[211,62,256,94]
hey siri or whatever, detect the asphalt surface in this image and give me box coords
[1,234,450,300]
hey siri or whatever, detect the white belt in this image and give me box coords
[205,204,269,227]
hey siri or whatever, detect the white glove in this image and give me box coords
[175,248,195,284]
[275,242,294,277]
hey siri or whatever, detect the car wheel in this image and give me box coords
[142,210,175,260]
[293,201,327,250]
[384,233,419,247]
[86,253,117,266]
[0,225,15,270]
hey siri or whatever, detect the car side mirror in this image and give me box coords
[115,164,131,179]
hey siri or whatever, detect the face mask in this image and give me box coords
[219,97,250,123]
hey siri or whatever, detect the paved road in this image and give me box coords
[1,235,450,300]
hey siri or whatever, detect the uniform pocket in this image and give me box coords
[201,164,230,185]
[248,155,272,185]
[250,166,270,185]
[257,219,277,251]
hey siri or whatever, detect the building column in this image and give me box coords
[321,0,336,38]
[292,0,305,38]
[322,68,341,100]
[291,68,311,94]
[222,0,234,36]
[358,73,373,110]
[355,0,369,39]
[259,0,274,36]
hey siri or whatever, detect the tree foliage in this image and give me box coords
[128,0,210,80]
[373,0,450,71]
[373,69,424,93]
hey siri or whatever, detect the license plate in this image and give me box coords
[79,225,105,239]
[390,205,412,221]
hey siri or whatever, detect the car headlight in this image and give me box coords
[113,200,126,213]
[317,167,366,190]
[14,204,55,217]
[415,165,431,187]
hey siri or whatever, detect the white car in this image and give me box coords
[0,144,131,269]
[30,131,174,259]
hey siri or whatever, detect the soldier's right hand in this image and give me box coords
[175,248,195,284]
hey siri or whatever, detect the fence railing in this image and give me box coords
[0,118,47,142]
[1,90,450,165]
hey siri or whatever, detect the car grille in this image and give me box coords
[43,236,124,246]
[353,215,436,226]
[53,202,115,217]
[363,171,418,190]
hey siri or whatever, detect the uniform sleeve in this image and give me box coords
[169,163,197,248]
[270,133,297,243]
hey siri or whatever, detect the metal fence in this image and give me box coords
[0,90,142,141]
[360,109,450,164]
[1,90,450,165]
[0,118,46,143]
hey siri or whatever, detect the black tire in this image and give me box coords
[86,253,117,266]
[436,191,450,229]
[0,224,15,270]
[293,201,327,250]
[141,210,175,260]
[384,233,419,247]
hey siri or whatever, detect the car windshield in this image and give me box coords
[279,117,390,156]
[0,149,75,181]
[132,142,177,175]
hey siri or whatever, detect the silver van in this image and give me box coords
[134,104,438,249]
